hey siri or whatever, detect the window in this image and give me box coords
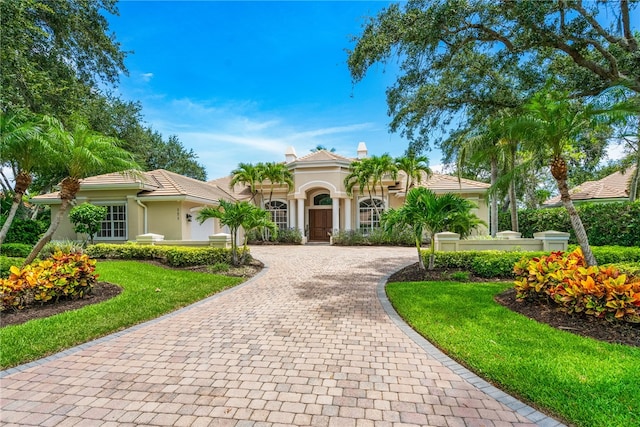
[359,198,384,233]
[313,193,332,206]
[265,200,288,230]
[97,205,127,239]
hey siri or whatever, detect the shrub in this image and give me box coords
[1,257,23,279]
[33,252,97,303]
[331,230,367,246]
[1,243,32,257]
[514,248,640,323]
[449,271,470,281]
[0,265,37,310]
[86,243,238,267]
[209,262,230,273]
[69,203,107,244]
[275,228,303,244]
[39,240,84,259]
[331,228,415,246]
[499,201,640,247]
[0,252,97,311]
[430,250,547,278]
[163,247,233,267]
[0,216,48,245]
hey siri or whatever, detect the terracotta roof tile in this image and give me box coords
[544,165,636,206]
[294,150,354,163]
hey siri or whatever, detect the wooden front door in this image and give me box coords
[309,209,332,241]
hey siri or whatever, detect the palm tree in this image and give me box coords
[369,154,398,205]
[512,89,635,266]
[344,158,374,202]
[240,206,277,257]
[395,151,431,194]
[23,123,140,265]
[230,162,263,202]
[0,111,52,245]
[382,187,484,270]
[261,162,294,207]
[453,125,501,237]
[197,200,275,265]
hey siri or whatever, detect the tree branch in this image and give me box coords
[620,0,639,51]
[574,0,628,50]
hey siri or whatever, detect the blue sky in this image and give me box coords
[108,1,424,180]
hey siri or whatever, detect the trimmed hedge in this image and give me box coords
[0,216,49,245]
[0,243,32,258]
[427,246,640,278]
[86,243,240,267]
[499,201,640,247]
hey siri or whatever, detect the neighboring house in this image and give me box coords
[31,169,235,243]
[32,143,491,244]
[543,165,637,207]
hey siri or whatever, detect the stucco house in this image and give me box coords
[32,143,490,244]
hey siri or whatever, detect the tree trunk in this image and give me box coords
[23,199,72,265]
[629,164,639,202]
[0,172,32,245]
[508,181,519,232]
[556,177,597,266]
[550,155,596,266]
[416,239,425,270]
[428,235,436,270]
[490,157,498,236]
[508,147,519,232]
[0,199,20,245]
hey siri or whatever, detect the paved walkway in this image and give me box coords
[1,246,564,427]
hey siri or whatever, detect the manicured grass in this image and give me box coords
[386,280,640,427]
[0,261,243,369]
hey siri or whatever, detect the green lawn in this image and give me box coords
[0,261,243,369]
[386,280,640,427]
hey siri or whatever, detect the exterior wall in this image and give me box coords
[146,201,185,241]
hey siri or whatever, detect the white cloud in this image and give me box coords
[140,72,154,82]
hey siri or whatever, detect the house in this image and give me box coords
[543,165,637,207]
[32,143,491,244]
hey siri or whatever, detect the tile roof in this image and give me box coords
[543,165,636,206]
[32,169,235,204]
[207,175,255,201]
[417,172,491,191]
[293,150,354,163]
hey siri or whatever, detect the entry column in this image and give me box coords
[297,198,305,237]
[332,198,339,233]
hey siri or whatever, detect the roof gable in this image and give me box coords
[293,150,354,163]
[543,165,636,206]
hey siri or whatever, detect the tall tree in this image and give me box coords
[230,163,263,202]
[0,0,128,119]
[348,1,639,154]
[197,200,275,266]
[369,154,398,205]
[261,162,294,207]
[24,123,140,265]
[0,111,52,245]
[510,89,636,266]
[395,151,431,195]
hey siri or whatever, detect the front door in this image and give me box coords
[309,209,332,241]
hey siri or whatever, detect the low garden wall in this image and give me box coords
[434,230,570,252]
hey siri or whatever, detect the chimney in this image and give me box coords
[285,146,297,163]
[357,142,368,159]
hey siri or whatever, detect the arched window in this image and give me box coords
[265,200,288,230]
[313,193,332,206]
[359,198,384,233]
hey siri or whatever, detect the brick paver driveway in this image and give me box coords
[1,245,563,426]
